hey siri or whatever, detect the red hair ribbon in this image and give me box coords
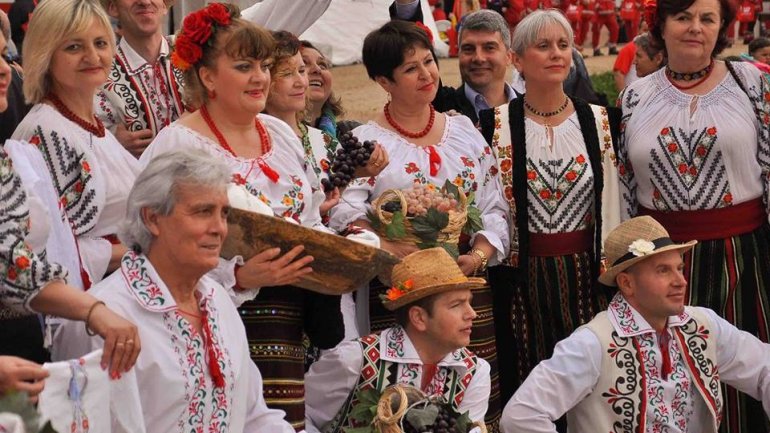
[644,0,657,32]
[427,146,442,176]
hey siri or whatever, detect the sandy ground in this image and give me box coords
[333,41,749,122]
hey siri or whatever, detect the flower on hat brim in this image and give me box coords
[628,239,656,257]
[380,279,414,303]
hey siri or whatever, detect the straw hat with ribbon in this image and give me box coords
[598,216,697,286]
[381,248,487,311]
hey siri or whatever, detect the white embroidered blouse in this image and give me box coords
[500,293,770,433]
[522,114,597,233]
[12,104,141,284]
[618,62,770,220]
[55,252,296,433]
[328,115,509,264]
[304,326,491,433]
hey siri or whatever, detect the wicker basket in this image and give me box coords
[371,188,468,246]
[373,385,487,433]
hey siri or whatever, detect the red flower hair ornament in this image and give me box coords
[644,0,657,32]
[415,21,434,44]
[172,3,236,71]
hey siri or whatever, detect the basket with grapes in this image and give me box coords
[346,385,486,433]
[367,181,483,258]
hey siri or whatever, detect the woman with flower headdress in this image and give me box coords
[328,19,509,430]
[141,4,344,430]
[11,0,140,289]
[618,0,770,429]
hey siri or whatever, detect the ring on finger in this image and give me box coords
[126,339,135,345]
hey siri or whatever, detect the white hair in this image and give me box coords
[511,9,574,55]
[120,150,231,253]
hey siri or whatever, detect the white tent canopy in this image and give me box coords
[299,0,448,66]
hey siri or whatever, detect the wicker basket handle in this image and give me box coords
[374,189,408,225]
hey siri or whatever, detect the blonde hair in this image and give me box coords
[23,0,115,104]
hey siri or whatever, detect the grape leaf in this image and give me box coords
[462,205,484,235]
[366,210,382,231]
[466,190,476,206]
[348,388,382,425]
[443,179,461,201]
[411,208,449,243]
[404,404,439,429]
[455,409,473,433]
[439,242,460,259]
[384,211,407,240]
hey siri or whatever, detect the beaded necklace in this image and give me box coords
[384,102,436,139]
[523,97,569,118]
[199,104,280,183]
[48,93,105,137]
[666,59,715,91]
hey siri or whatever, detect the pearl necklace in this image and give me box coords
[383,102,435,139]
[199,104,280,183]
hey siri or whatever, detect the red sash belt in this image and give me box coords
[528,229,593,257]
[639,198,766,241]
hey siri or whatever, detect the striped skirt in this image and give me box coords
[683,224,770,433]
[368,279,503,432]
[239,286,344,432]
[510,251,610,390]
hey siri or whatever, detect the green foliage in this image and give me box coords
[0,391,58,433]
[590,71,619,107]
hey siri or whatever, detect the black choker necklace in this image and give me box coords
[666,59,715,82]
[523,97,569,118]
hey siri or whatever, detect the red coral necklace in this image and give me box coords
[47,93,105,137]
[199,104,280,183]
[384,102,435,139]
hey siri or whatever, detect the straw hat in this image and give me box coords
[382,248,487,311]
[599,216,697,286]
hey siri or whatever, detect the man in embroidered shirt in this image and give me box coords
[304,248,492,433]
[96,0,183,157]
[392,2,517,124]
[500,216,770,433]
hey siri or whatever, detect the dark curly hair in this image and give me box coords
[649,0,735,57]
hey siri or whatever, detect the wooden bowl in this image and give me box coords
[221,208,400,295]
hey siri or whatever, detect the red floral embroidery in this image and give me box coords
[81,161,91,173]
[706,126,717,136]
[504,186,513,200]
[678,163,688,174]
[527,170,537,180]
[405,162,420,174]
[460,156,475,168]
[696,146,706,156]
[668,143,678,153]
[500,160,513,172]
[565,171,577,182]
[661,127,670,135]
[539,189,551,199]
[723,193,733,204]
[575,154,586,164]
[7,267,17,280]
[29,135,40,146]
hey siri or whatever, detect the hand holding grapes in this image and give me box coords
[320,187,340,215]
[354,142,389,178]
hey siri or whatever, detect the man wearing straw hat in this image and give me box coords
[304,248,492,433]
[500,216,770,433]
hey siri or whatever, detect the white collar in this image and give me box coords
[607,292,691,338]
[378,326,473,370]
[117,36,171,75]
[119,251,212,313]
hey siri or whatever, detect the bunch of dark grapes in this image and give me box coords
[402,403,464,433]
[321,132,376,192]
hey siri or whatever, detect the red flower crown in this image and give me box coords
[415,21,434,44]
[172,3,236,71]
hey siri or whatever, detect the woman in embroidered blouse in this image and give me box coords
[328,19,509,429]
[11,0,140,288]
[0,29,140,392]
[140,5,342,430]
[478,9,621,409]
[618,0,770,430]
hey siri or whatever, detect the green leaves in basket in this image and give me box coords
[405,404,439,430]
[411,207,449,244]
[463,205,484,236]
[443,179,461,202]
[384,211,407,240]
[347,387,382,431]
[455,409,474,433]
